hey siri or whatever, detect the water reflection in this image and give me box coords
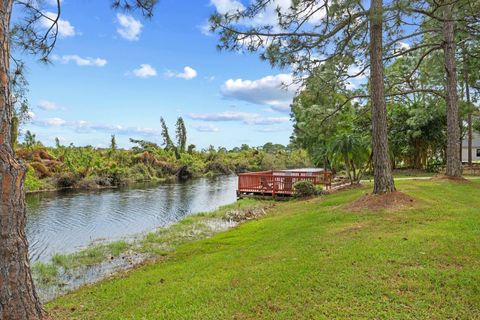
[26,176,238,262]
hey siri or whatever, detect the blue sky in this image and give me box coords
[17,0,297,149]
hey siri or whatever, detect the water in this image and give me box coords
[26,176,238,263]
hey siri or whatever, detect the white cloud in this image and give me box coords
[165,66,198,80]
[221,74,298,112]
[210,0,245,15]
[38,100,58,111]
[347,64,368,79]
[200,22,213,36]
[209,0,325,29]
[31,117,162,137]
[131,64,157,78]
[189,111,289,125]
[256,126,291,133]
[37,117,66,126]
[116,14,143,41]
[249,0,290,26]
[178,66,198,80]
[397,42,411,51]
[251,117,290,125]
[41,11,76,38]
[52,54,107,67]
[194,124,220,132]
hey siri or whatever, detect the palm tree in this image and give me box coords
[330,133,371,184]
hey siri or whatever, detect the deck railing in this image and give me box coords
[237,170,332,197]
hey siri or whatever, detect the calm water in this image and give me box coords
[26,176,238,263]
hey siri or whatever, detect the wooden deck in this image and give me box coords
[237,170,332,198]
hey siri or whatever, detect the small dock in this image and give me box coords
[237,169,332,198]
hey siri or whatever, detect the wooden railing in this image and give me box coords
[237,170,332,197]
[463,164,480,176]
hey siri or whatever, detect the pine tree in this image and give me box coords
[175,117,187,153]
[0,1,160,318]
[110,134,117,152]
[210,0,395,193]
[160,117,175,150]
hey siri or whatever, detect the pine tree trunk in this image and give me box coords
[463,48,473,166]
[442,3,462,177]
[0,1,45,318]
[467,112,472,166]
[369,0,395,194]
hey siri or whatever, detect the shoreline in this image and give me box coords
[25,172,232,195]
[32,198,270,302]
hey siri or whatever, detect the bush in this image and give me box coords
[426,158,443,173]
[25,168,44,192]
[315,185,329,196]
[55,173,77,189]
[129,163,154,180]
[204,161,231,175]
[108,168,128,186]
[30,161,51,178]
[293,181,316,198]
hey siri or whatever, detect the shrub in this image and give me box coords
[55,173,77,189]
[129,163,153,180]
[108,168,128,186]
[30,161,51,178]
[155,161,176,176]
[77,176,102,189]
[426,158,443,173]
[25,168,43,192]
[293,181,316,198]
[204,161,231,175]
[316,185,330,196]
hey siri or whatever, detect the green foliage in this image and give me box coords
[24,130,39,150]
[24,167,44,192]
[11,115,19,147]
[293,180,316,198]
[32,262,58,286]
[54,137,62,148]
[160,117,175,151]
[384,49,450,170]
[175,117,187,153]
[110,135,117,152]
[107,241,129,256]
[426,158,444,173]
[17,132,312,192]
[291,66,371,181]
[330,133,370,184]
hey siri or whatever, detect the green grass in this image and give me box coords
[361,169,438,180]
[45,242,132,272]
[32,262,59,285]
[48,180,480,319]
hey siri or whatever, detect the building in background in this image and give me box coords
[462,131,480,163]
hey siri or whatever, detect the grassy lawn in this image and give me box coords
[48,180,480,319]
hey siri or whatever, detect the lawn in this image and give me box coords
[48,179,480,319]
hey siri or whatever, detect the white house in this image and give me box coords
[462,132,480,163]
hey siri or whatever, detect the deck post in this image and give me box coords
[272,178,276,199]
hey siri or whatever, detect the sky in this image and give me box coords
[16,0,299,149]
